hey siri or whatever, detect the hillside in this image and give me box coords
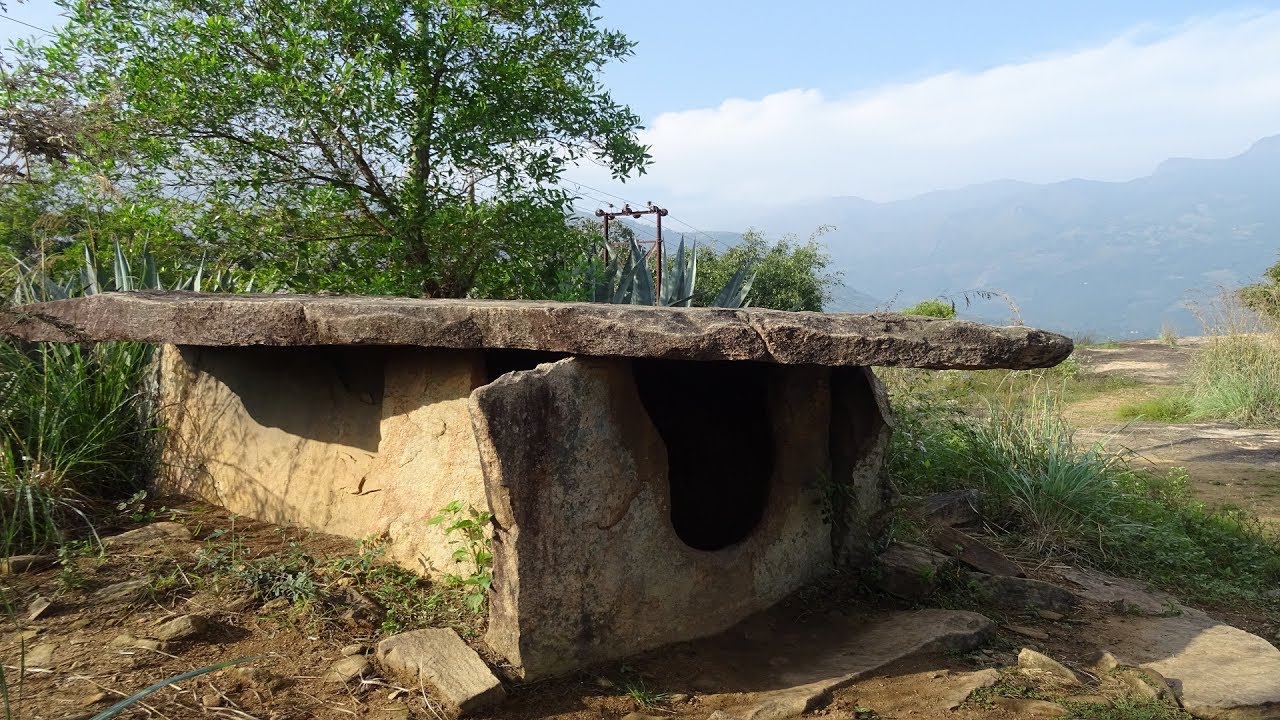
[759,135,1280,337]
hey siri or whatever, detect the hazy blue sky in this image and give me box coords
[4,1,1280,229]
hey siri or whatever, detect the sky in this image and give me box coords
[4,1,1280,231]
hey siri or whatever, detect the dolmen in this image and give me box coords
[2,292,1071,679]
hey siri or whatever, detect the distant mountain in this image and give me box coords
[752,135,1280,339]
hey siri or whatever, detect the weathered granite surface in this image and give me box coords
[1,291,1072,369]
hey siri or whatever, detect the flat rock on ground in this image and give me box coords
[930,527,1024,577]
[1054,567,1183,615]
[667,609,995,720]
[967,573,1077,613]
[1,291,1073,370]
[877,542,956,599]
[376,628,505,715]
[1097,610,1280,719]
[104,521,193,546]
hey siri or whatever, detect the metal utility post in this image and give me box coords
[595,202,669,299]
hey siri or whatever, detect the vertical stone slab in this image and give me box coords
[158,344,492,577]
[829,366,896,566]
[470,357,835,680]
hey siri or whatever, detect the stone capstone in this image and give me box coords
[2,292,1073,370]
[375,629,505,715]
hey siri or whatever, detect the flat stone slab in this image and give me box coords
[1,292,1072,369]
[661,609,995,719]
[1099,611,1280,720]
[376,628,505,715]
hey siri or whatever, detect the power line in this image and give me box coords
[0,13,52,34]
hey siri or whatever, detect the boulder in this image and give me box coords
[876,542,955,598]
[2,292,1073,370]
[1098,612,1280,719]
[966,573,1076,613]
[1018,648,1083,685]
[0,554,55,574]
[152,614,208,642]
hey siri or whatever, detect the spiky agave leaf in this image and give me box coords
[713,264,756,308]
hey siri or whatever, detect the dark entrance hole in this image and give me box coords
[484,349,569,383]
[632,359,774,551]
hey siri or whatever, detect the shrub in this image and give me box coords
[902,298,956,319]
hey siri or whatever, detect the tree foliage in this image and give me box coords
[692,227,840,312]
[902,298,956,319]
[1239,258,1280,323]
[3,0,649,298]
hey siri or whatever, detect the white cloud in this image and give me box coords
[568,11,1280,229]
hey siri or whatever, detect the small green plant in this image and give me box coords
[1116,394,1192,422]
[429,501,494,613]
[1158,324,1180,347]
[902,298,956,319]
[623,679,672,709]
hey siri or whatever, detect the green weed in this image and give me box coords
[429,501,494,613]
[1116,394,1192,422]
[623,679,672,709]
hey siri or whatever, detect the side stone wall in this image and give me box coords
[468,357,893,680]
[157,344,490,576]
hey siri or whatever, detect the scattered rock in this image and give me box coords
[921,489,983,527]
[377,628,506,715]
[0,554,55,574]
[938,668,1000,710]
[10,629,38,643]
[78,692,107,707]
[23,643,55,667]
[27,596,51,621]
[1087,650,1119,674]
[1054,567,1183,616]
[1097,612,1280,719]
[224,666,283,692]
[990,697,1069,717]
[966,573,1077,612]
[325,655,373,684]
[1018,648,1082,685]
[200,692,223,708]
[876,542,955,598]
[668,693,691,703]
[108,634,166,652]
[1119,670,1164,701]
[337,587,384,628]
[1006,624,1050,641]
[340,643,368,657]
[152,614,208,641]
[94,578,150,604]
[103,521,193,546]
[930,526,1024,576]
[1036,609,1065,622]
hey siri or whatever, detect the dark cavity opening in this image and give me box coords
[483,349,569,383]
[632,359,774,551]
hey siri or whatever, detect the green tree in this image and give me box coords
[14,0,649,298]
[692,227,840,312]
[1239,258,1280,322]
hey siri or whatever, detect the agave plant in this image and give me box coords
[591,235,754,308]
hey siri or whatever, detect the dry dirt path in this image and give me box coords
[1071,338,1280,524]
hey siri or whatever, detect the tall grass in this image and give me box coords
[889,387,1280,605]
[1182,333,1280,425]
[0,339,155,554]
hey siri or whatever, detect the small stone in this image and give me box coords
[153,614,208,641]
[377,628,506,714]
[991,697,1069,717]
[1088,650,1119,674]
[200,692,223,708]
[930,526,1024,577]
[0,554,55,574]
[938,668,1000,710]
[78,692,108,707]
[95,578,150,604]
[595,676,616,688]
[109,634,166,652]
[226,666,282,691]
[1036,610,1064,622]
[10,629,39,643]
[1006,624,1050,641]
[1018,648,1082,684]
[325,655,373,683]
[261,596,291,612]
[27,596,52,621]
[1119,671,1163,700]
[921,489,983,527]
[340,643,368,657]
[668,693,691,703]
[104,522,193,547]
[23,643,56,667]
